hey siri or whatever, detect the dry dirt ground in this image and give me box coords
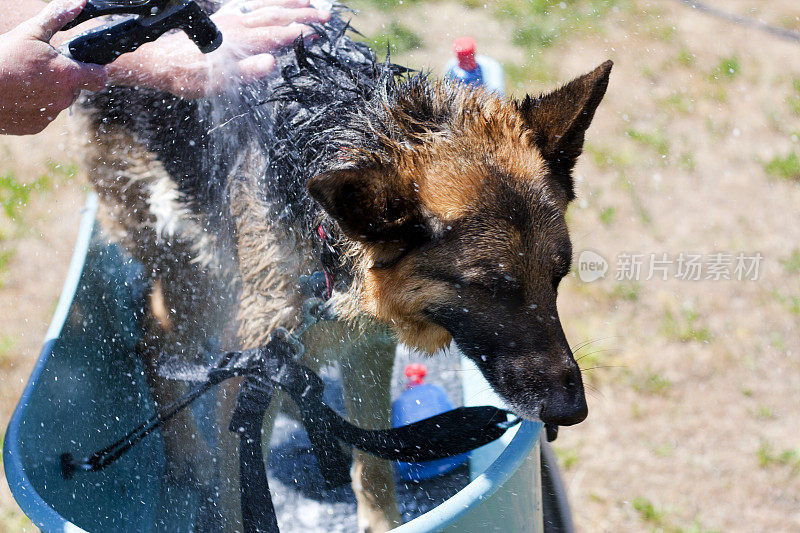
[1,0,799,531]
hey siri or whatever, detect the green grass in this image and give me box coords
[0,428,34,530]
[46,160,78,179]
[633,372,673,395]
[752,405,776,420]
[631,498,720,533]
[703,88,729,108]
[632,497,666,525]
[492,0,623,53]
[0,247,13,288]
[772,289,800,315]
[618,177,653,226]
[709,55,740,81]
[0,508,33,532]
[576,354,612,386]
[586,144,637,169]
[0,170,55,222]
[626,128,670,158]
[610,281,641,302]
[677,522,721,533]
[640,64,656,81]
[661,92,694,114]
[0,161,76,287]
[769,331,786,351]
[779,249,800,274]
[757,441,800,474]
[503,60,555,93]
[351,0,424,12]
[679,152,696,172]
[651,441,676,457]
[763,151,800,181]
[644,19,676,42]
[512,25,555,49]
[661,306,712,343]
[553,445,579,470]
[599,206,617,226]
[0,335,15,365]
[787,78,800,115]
[1,174,35,221]
[365,22,424,55]
[676,47,696,66]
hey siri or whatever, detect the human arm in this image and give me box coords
[0,0,107,135]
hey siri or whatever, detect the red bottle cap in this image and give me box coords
[404,363,427,387]
[452,36,478,72]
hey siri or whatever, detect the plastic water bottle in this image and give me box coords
[392,363,468,481]
[444,36,505,95]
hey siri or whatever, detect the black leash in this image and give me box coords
[61,331,520,532]
[61,350,240,479]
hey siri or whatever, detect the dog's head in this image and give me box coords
[309,61,612,425]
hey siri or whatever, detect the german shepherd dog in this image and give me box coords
[79,4,611,531]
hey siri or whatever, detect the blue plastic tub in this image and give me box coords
[4,193,546,532]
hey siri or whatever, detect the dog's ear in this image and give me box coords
[308,166,428,259]
[517,60,612,200]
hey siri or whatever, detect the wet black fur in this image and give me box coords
[82,12,415,232]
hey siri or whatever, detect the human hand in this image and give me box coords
[0,0,108,135]
[109,0,332,98]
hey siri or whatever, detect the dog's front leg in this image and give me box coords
[340,332,402,533]
[140,280,216,486]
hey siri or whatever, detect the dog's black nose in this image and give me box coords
[540,392,588,426]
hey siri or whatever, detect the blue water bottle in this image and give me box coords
[392,363,468,481]
[444,36,505,95]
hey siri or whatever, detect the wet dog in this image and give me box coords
[79,7,610,531]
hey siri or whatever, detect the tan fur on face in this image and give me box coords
[362,261,453,353]
[337,84,556,353]
[386,83,552,220]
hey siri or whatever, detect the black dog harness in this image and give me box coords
[61,296,522,533]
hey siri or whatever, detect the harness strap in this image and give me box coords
[61,352,239,478]
[60,335,520,532]
[230,373,280,533]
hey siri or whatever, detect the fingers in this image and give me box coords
[219,0,313,14]
[202,54,275,96]
[251,24,318,51]
[242,7,331,28]
[236,53,277,83]
[26,0,88,42]
[227,23,316,55]
[50,53,108,97]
